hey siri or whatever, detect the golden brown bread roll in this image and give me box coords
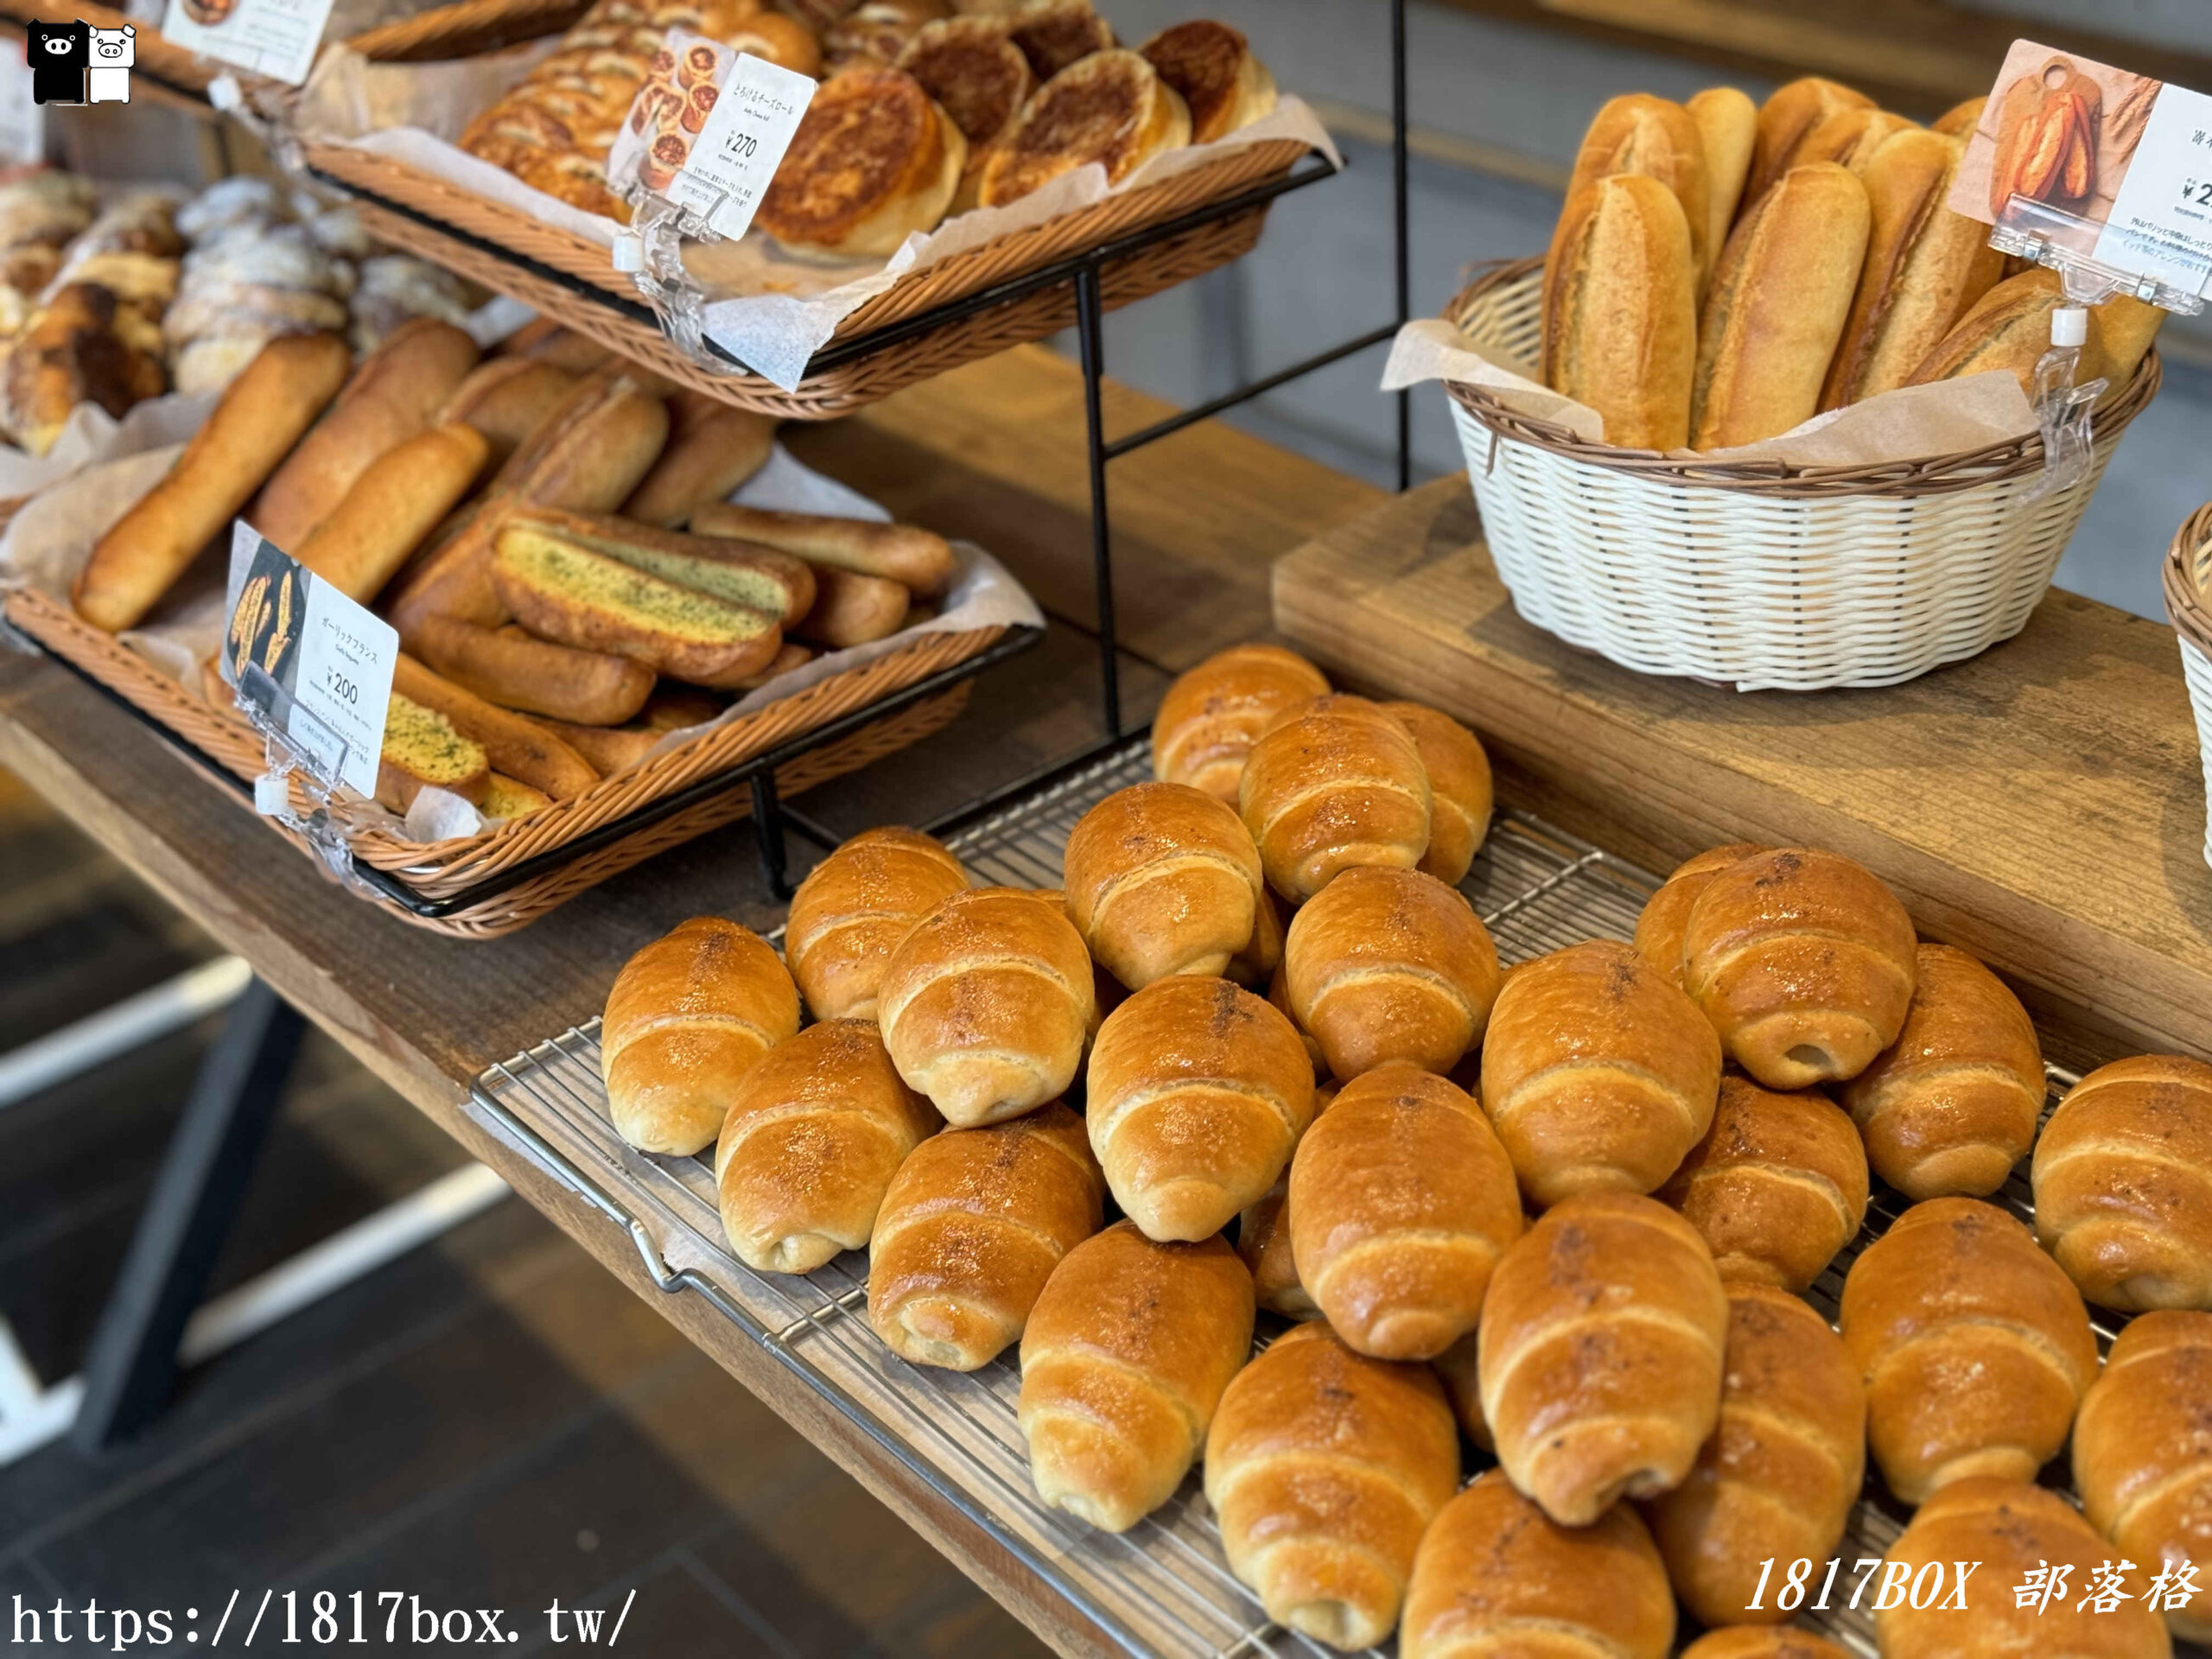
[1063,781,1264,988]
[601,918,800,1156]
[1400,1471,1675,1659]
[978,49,1188,208]
[1381,702,1491,885]
[1018,1220,1254,1532]
[1204,1321,1459,1651]
[1632,842,1770,987]
[785,827,969,1021]
[1137,19,1274,146]
[1691,162,1871,449]
[714,1019,940,1273]
[1287,1063,1521,1360]
[1553,92,1713,289]
[1745,76,1875,208]
[1283,867,1499,1078]
[1836,941,2044,1200]
[1682,847,1918,1090]
[878,887,1096,1127]
[1479,940,1721,1208]
[246,319,480,552]
[1877,1478,2171,1659]
[867,1102,1103,1370]
[1680,1629,1853,1659]
[1478,1192,1727,1526]
[1541,173,1698,451]
[2033,1054,2212,1313]
[1686,86,1757,291]
[1236,1173,1311,1319]
[1152,644,1331,804]
[2074,1311,2212,1644]
[1821,128,2005,409]
[1839,1196,2099,1503]
[1224,883,1287,990]
[756,69,965,261]
[74,334,353,633]
[1240,695,1432,902]
[1657,1072,1868,1291]
[1085,974,1314,1243]
[1641,1283,1866,1630]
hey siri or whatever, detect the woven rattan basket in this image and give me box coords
[300,152,1285,418]
[3,584,1005,938]
[0,0,584,99]
[1443,258,2162,692]
[2163,503,2212,871]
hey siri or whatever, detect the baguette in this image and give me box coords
[1554,92,1713,289]
[391,653,599,801]
[691,500,957,597]
[377,690,490,812]
[733,641,811,688]
[498,319,612,373]
[246,319,480,551]
[295,423,490,605]
[1541,174,1697,451]
[387,372,671,633]
[410,613,656,727]
[795,565,911,647]
[1685,86,1756,297]
[491,528,785,689]
[1691,162,1871,449]
[620,393,777,527]
[73,334,353,632]
[435,357,578,472]
[1821,129,2004,409]
[1903,265,2078,398]
[501,506,814,624]
[1745,76,1874,209]
[1788,106,1917,175]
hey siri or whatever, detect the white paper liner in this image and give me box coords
[0,433,1042,845]
[296,44,1337,391]
[1382,315,2042,467]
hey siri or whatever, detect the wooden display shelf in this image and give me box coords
[1274,475,2212,1065]
[0,347,1382,1659]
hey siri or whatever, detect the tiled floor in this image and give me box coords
[0,772,1046,1658]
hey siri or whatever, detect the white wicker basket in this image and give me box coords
[1446,260,2162,692]
[2164,504,2212,870]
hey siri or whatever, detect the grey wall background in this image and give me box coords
[1073,0,2212,623]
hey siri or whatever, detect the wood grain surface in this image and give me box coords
[0,345,1382,1659]
[1274,476,2212,1063]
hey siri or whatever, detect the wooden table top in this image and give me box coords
[0,344,1384,1659]
[1276,476,2212,1067]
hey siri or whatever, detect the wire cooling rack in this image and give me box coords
[470,738,2118,1659]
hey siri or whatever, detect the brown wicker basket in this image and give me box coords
[4,583,1010,938]
[0,0,585,99]
[302,135,1309,418]
[2164,503,2212,873]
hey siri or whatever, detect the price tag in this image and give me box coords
[0,47,43,165]
[224,524,395,801]
[2091,81,2212,299]
[161,0,335,88]
[610,36,814,241]
[1949,39,2212,306]
[670,53,814,239]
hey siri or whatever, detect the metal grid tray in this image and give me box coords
[470,738,2120,1659]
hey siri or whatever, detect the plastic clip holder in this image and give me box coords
[618,190,753,377]
[234,662,381,899]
